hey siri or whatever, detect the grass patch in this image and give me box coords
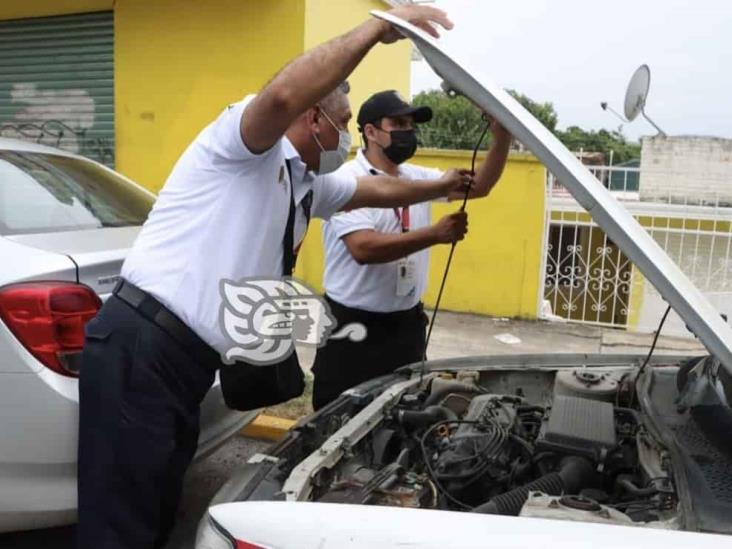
[264,371,314,420]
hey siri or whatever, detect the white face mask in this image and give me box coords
[313,109,352,175]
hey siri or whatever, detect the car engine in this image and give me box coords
[310,368,678,526]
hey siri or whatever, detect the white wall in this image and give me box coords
[639,136,732,204]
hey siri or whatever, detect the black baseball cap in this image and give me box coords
[357,90,433,131]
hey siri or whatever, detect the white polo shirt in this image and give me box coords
[322,149,443,313]
[121,95,357,354]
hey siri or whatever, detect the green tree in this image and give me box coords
[411,89,486,149]
[505,89,558,133]
[556,126,640,165]
[412,88,640,164]
[412,88,559,149]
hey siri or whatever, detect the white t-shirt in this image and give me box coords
[122,95,357,354]
[322,149,443,312]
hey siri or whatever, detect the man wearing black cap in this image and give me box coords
[311,90,512,410]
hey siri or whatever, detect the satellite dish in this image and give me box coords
[624,64,651,121]
[622,64,666,136]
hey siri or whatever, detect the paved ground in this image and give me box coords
[427,311,705,358]
[0,437,270,549]
[296,310,706,370]
[1,313,705,548]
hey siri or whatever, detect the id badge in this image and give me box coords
[396,258,417,297]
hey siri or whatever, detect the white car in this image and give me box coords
[195,12,732,549]
[0,138,256,533]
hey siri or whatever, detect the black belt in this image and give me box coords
[324,294,426,326]
[113,278,220,371]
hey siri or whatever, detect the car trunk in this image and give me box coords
[7,225,254,449]
[6,226,140,297]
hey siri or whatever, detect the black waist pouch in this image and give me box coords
[219,351,305,411]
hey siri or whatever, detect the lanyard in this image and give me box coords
[393,207,410,233]
[368,167,410,233]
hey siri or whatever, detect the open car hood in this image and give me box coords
[370,10,732,376]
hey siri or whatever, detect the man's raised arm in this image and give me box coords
[449,119,512,201]
[241,6,453,154]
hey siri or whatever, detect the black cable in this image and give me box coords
[435,431,505,480]
[419,419,493,510]
[421,119,492,383]
[631,304,672,407]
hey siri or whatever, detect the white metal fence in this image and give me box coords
[542,167,732,335]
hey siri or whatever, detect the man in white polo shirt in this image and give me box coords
[76,7,468,549]
[312,90,512,410]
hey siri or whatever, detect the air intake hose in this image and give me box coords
[472,456,594,516]
[396,405,458,428]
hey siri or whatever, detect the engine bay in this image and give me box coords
[295,366,680,527]
[229,356,732,535]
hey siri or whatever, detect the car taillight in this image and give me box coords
[197,515,271,549]
[0,282,101,377]
[236,542,269,549]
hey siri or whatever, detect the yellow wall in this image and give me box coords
[113,0,408,192]
[295,149,547,319]
[627,266,646,330]
[114,0,307,192]
[303,0,412,141]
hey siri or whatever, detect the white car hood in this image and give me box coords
[208,501,729,548]
[370,10,732,376]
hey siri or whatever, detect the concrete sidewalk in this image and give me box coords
[295,310,706,370]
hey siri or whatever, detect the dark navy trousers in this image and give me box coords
[311,295,427,410]
[76,296,215,549]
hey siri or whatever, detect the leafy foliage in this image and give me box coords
[411,90,487,150]
[558,126,640,165]
[412,89,640,164]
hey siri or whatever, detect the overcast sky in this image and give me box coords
[410,0,732,142]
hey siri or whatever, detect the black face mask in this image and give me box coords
[381,129,417,164]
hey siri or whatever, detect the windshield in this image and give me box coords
[0,151,154,236]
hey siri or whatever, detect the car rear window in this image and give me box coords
[0,151,154,236]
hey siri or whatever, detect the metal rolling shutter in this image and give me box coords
[0,11,114,166]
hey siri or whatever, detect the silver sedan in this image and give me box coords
[0,138,256,533]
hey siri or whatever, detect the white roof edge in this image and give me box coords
[0,137,86,160]
[381,0,415,7]
[0,136,154,198]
